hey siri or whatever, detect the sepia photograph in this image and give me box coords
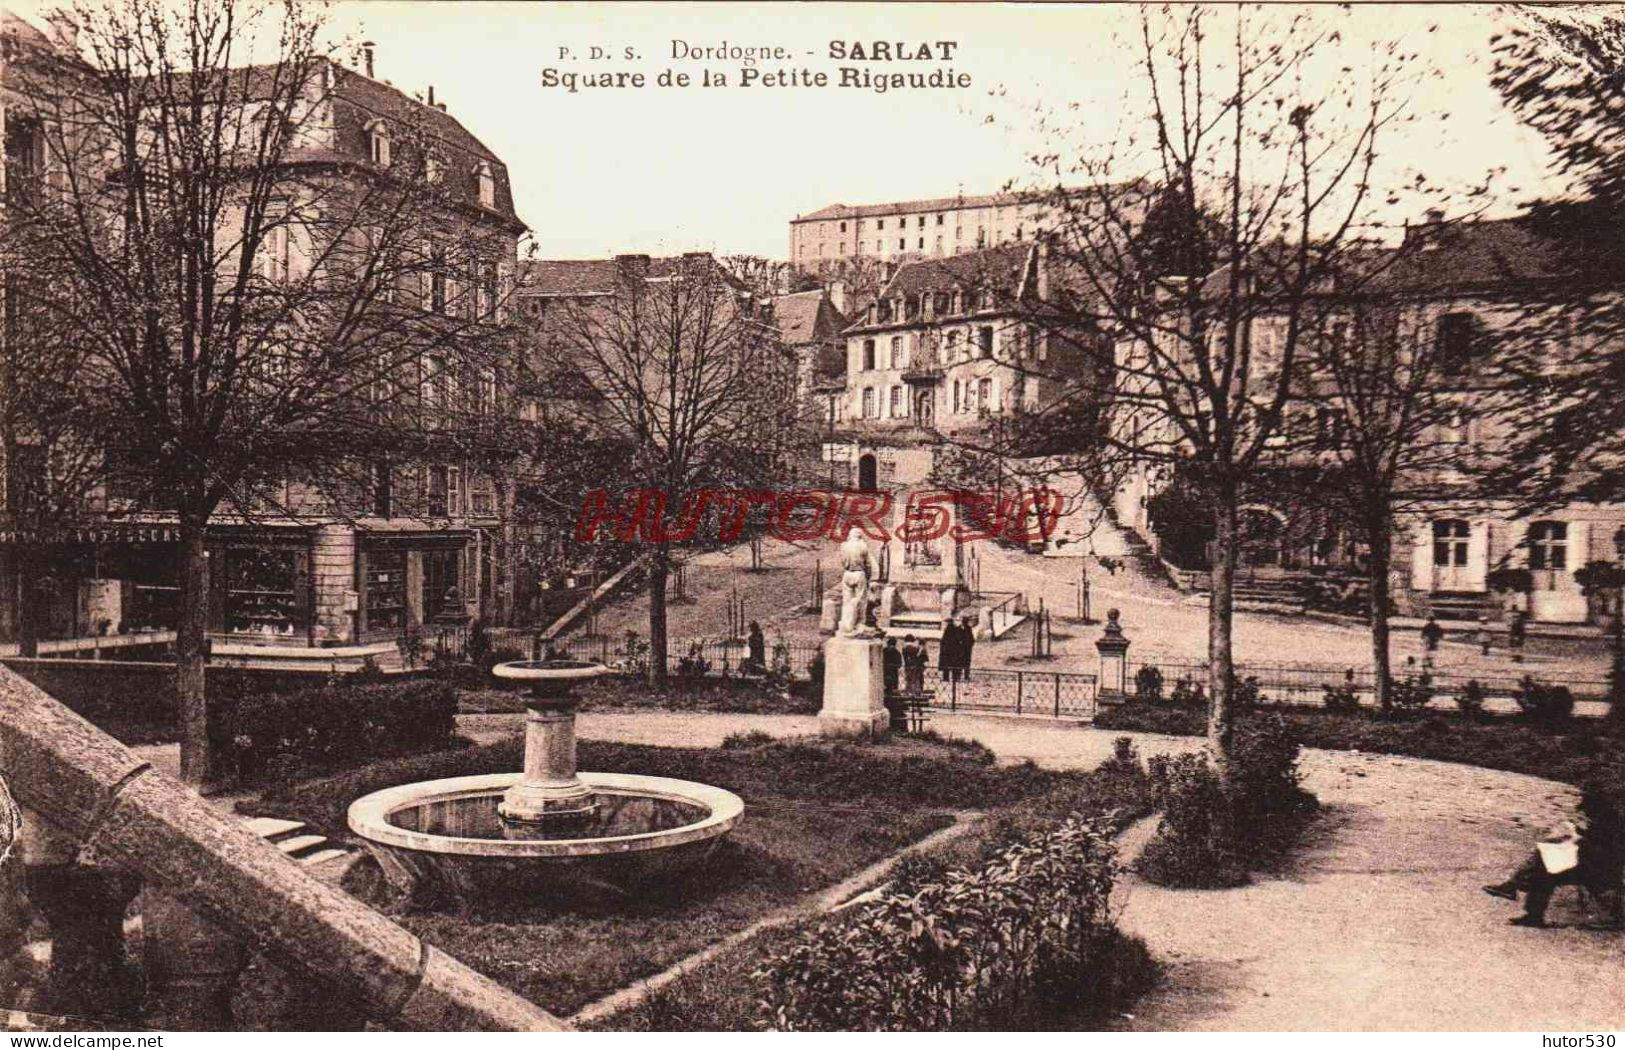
[0,0,1622,1036]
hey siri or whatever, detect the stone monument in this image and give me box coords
[819,527,889,736]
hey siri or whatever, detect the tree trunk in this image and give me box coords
[16,545,39,659]
[646,543,669,688]
[1367,508,1394,713]
[1208,481,1239,783]
[175,521,213,787]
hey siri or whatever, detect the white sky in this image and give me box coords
[8,1,1565,260]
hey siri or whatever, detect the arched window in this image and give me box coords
[858,454,878,491]
[365,119,390,167]
[475,161,495,208]
[1528,521,1568,571]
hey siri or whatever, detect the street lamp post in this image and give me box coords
[1613,526,1625,702]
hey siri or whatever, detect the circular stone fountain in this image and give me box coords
[347,660,743,906]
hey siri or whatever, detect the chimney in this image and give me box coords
[827,279,848,316]
[1426,208,1445,224]
[437,102,447,113]
[427,85,435,106]
[362,41,375,77]
[615,254,652,278]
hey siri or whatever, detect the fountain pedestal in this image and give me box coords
[491,661,608,827]
[498,696,597,825]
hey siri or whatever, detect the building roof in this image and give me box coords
[793,189,1064,224]
[771,289,848,345]
[882,243,1035,301]
[517,253,742,298]
[1382,217,1578,293]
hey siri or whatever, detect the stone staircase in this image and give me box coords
[241,816,352,868]
[1233,575,1308,613]
[1427,590,1496,622]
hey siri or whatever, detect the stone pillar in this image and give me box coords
[405,551,425,627]
[23,861,142,1023]
[1095,608,1131,706]
[818,636,888,737]
[310,525,357,645]
[141,891,249,1030]
[819,595,839,635]
[79,579,122,637]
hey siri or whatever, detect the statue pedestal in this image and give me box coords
[818,635,889,737]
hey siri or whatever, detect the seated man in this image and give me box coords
[1485,790,1623,928]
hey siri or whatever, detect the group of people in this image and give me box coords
[881,617,980,697]
[938,615,977,682]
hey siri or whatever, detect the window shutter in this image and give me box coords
[1411,520,1432,591]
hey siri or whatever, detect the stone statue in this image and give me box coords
[837,527,877,637]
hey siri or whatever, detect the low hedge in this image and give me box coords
[757,815,1132,1031]
[225,680,458,785]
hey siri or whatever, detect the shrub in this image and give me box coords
[227,680,458,785]
[1387,672,1435,713]
[1139,752,1247,887]
[1169,674,1206,708]
[1139,717,1315,887]
[1515,676,1575,728]
[1455,680,1487,722]
[1322,672,1360,714]
[720,729,776,750]
[756,816,1120,1031]
[353,655,388,686]
[1134,665,1165,702]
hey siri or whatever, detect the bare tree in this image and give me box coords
[999,6,1431,775]
[539,255,801,685]
[1293,282,1482,709]
[2,0,524,784]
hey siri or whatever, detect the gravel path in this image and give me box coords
[548,709,1623,1031]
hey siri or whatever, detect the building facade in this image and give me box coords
[789,189,1062,276]
[1107,218,1625,625]
[0,19,527,649]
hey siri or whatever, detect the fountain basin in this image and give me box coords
[348,771,744,906]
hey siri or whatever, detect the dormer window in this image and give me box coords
[475,161,494,208]
[365,119,390,167]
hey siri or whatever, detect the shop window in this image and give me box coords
[1528,520,1568,571]
[224,547,301,637]
[364,550,406,631]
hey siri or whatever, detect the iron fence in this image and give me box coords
[918,665,1098,719]
[546,634,825,681]
[1129,657,1613,710]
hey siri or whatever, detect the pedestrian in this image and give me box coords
[938,619,962,683]
[882,636,901,699]
[960,615,977,680]
[902,634,926,694]
[1421,616,1444,671]
[1476,613,1494,657]
[1509,608,1528,663]
[1483,787,1624,928]
[746,621,766,675]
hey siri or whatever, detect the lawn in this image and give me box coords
[242,730,1150,1020]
